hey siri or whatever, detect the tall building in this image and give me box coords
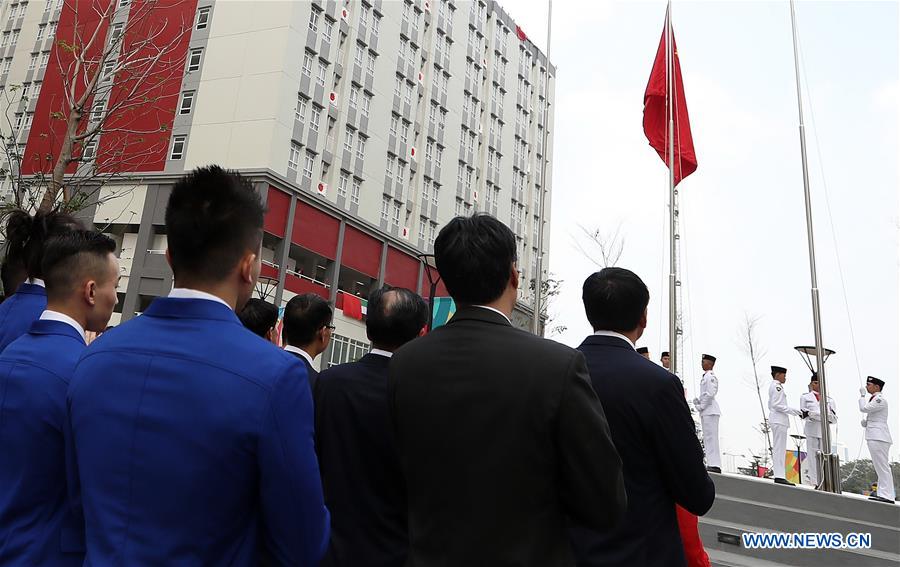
[0,0,556,368]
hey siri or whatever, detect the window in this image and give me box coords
[316,59,327,86]
[425,140,434,161]
[344,126,355,153]
[91,100,104,121]
[29,81,40,99]
[323,17,333,42]
[302,51,313,76]
[303,150,314,178]
[170,135,187,160]
[455,197,463,217]
[386,154,396,180]
[394,75,402,97]
[36,24,45,41]
[101,59,115,81]
[381,196,390,223]
[39,51,49,69]
[421,179,430,204]
[361,92,371,116]
[81,140,97,161]
[354,43,364,67]
[391,200,401,227]
[436,144,443,163]
[397,160,406,184]
[1,58,11,74]
[389,114,398,137]
[457,162,465,185]
[28,53,37,71]
[13,112,22,129]
[327,334,370,368]
[355,135,365,160]
[404,81,412,105]
[428,221,437,247]
[348,85,359,108]
[187,48,203,72]
[179,90,195,115]
[11,30,19,46]
[366,51,376,75]
[109,23,123,42]
[119,0,130,5]
[337,171,348,198]
[288,142,300,170]
[350,178,360,205]
[48,22,56,37]
[371,12,380,35]
[310,105,321,131]
[296,94,307,122]
[44,0,51,12]
[196,6,211,30]
[308,7,320,32]
[399,120,409,144]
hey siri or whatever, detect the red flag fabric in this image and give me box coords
[516,25,527,42]
[342,292,363,320]
[675,505,711,567]
[643,12,697,185]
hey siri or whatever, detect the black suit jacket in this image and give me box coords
[389,306,626,567]
[288,349,319,392]
[568,335,715,567]
[315,353,407,567]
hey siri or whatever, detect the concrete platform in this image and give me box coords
[700,473,900,566]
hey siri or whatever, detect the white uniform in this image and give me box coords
[767,380,802,480]
[800,391,836,486]
[693,370,721,469]
[860,391,894,501]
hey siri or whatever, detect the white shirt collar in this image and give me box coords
[592,330,636,349]
[369,348,393,358]
[284,344,315,367]
[27,278,45,288]
[472,305,512,325]
[168,287,231,309]
[39,310,86,342]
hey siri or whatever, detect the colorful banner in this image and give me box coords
[785,450,806,485]
[431,297,456,329]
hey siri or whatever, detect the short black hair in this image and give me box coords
[434,214,517,305]
[582,267,650,333]
[366,286,429,350]
[4,209,81,279]
[165,166,265,282]
[282,293,332,347]
[238,298,278,338]
[41,230,117,300]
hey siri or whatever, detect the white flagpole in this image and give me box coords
[532,0,553,336]
[667,1,678,376]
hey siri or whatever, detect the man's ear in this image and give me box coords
[84,278,98,307]
[639,307,648,330]
[240,251,258,284]
[510,264,520,290]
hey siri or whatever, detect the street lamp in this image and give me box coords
[794,345,840,493]
[417,253,441,332]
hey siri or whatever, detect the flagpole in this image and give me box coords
[666,1,678,377]
[789,0,839,493]
[532,0,552,336]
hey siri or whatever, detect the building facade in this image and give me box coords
[0,0,556,368]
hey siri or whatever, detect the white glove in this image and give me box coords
[859,387,867,396]
[861,419,868,428]
[692,397,700,407]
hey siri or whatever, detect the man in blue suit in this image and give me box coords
[66,166,329,566]
[569,267,715,567]
[0,229,120,565]
[316,286,428,567]
[0,210,80,352]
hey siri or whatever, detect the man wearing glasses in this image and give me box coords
[283,293,334,392]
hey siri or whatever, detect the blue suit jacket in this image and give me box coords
[0,283,47,353]
[67,297,329,566]
[315,353,407,567]
[568,335,715,567]
[0,320,86,566]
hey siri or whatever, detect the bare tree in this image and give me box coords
[739,313,773,470]
[0,0,191,214]
[530,273,566,337]
[572,223,625,268]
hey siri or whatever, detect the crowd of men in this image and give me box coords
[0,165,891,567]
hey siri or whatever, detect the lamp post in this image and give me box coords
[417,253,441,331]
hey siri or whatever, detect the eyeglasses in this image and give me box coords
[325,325,336,331]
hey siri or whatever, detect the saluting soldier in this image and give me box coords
[860,376,895,503]
[693,354,721,473]
[800,374,836,487]
[767,366,803,486]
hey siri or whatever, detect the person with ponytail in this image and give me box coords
[0,210,81,352]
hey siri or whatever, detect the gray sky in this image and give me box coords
[504,0,899,466]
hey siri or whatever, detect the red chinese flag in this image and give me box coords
[342,292,363,320]
[516,25,527,42]
[643,12,697,185]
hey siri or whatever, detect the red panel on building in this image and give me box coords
[285,274,329,300]
[291,202,340,259]
[260,263,278,280]
[384,247,419,290]
[24,0,197,175]
[264,186,290,237]
[341,226,381,278]
[422,278,450,300]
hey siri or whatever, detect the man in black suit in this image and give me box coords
[237,298,279,343]
[390,214,626,566]
[569,267,715,567]
[315,286,428,567]
[282,293,333,390]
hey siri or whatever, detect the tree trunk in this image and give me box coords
[38,106,82,212]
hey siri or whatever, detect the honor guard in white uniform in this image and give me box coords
[860,376,895,503]
[800,374,836,487]
[660,351,671,371]
[693,354,721,472]
[767,366,803,485]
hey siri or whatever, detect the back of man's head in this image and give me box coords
[165,166,265,286]
[283,293,332,348]
[582,267,650,333]
[366,286,429,351]
[434,214,517,305]
[42,229,119,332]
[4,208,82,280]
[238,298,279,339]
